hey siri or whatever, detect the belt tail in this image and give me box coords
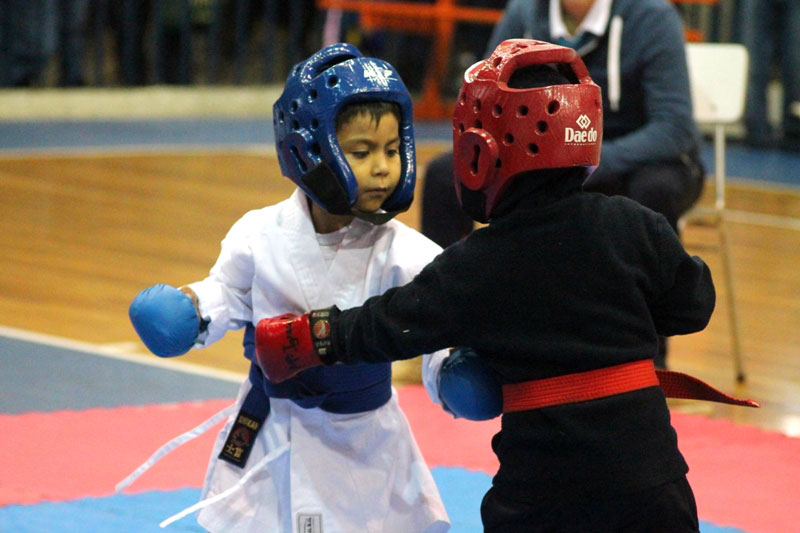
[657,369,759,407]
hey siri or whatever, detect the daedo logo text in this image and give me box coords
[564,114,598,144]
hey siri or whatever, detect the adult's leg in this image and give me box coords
[740,0,778,145]
[116,0,149,86]
[420,150,474,248]
[780,0,800,141]
[4,0,55,86]
[622,152,705,235]
[58,0,89,86]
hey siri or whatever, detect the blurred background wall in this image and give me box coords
[0,0,775,117]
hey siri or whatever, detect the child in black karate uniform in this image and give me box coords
[253,40,725,532]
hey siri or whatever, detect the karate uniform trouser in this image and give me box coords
[480,475,699,533]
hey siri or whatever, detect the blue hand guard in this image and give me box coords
[129,284,200,358]
[437,347,503,421]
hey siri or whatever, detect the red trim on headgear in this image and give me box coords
[453,39,602,222]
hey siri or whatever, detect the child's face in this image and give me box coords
[336,111,402,213]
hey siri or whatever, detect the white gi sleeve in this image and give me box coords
[187,211,261,347]
[421,349,449,407]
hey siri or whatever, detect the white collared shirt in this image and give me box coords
[549,0,612,39]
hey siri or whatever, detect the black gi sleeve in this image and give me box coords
[651,217,716,336]
[331,252,465,364]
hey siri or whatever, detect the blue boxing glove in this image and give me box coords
[437,347,503,421]
[129,284,200,358]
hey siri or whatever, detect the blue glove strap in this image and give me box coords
[129,284,200,358]
[438,347,503,421]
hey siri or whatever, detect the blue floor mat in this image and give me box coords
[0,468,747,533]
[0,489,204,533]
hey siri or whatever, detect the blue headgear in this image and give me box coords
[273,43,416,224]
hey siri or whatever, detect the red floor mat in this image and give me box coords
[0,400,232,505]
[2,387,797,533]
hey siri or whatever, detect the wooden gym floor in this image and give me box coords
[1,144,799,437]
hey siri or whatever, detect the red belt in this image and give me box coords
[502,360,759,413]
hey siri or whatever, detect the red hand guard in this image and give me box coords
[255,309,336,383]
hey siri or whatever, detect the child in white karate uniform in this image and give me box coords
[127,43,450,533]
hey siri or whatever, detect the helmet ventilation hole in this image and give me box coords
[503,133,514,145]
[309,89,318,100]
[547,100,560,114]
[537,121,548,133]
[517,105,529,117]
[528,143,539,155]
[493,104,503,117]
[475,120,483,129]
[327,75,339,87]
[474,99,482,112]
[471,145,480,174]
[311,118,319,129]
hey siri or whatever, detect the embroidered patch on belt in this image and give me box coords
[297,513,323,533]
[218,410,262,468]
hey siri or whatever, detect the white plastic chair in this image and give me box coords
[682,42,749,382]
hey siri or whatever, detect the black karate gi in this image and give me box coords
[331,171,714,532]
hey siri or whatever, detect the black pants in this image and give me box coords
[481,476,699,533]
[419,149,705,248]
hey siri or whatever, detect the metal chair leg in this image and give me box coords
[718,214,745,382]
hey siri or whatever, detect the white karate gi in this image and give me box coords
[188,189,450,533]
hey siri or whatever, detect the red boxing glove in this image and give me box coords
[254,307,339,383]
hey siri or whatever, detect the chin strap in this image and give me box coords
[503,360,758,413]
[302,162,407,225]
[351,208,404,225]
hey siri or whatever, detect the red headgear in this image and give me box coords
[453,39,602,222]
